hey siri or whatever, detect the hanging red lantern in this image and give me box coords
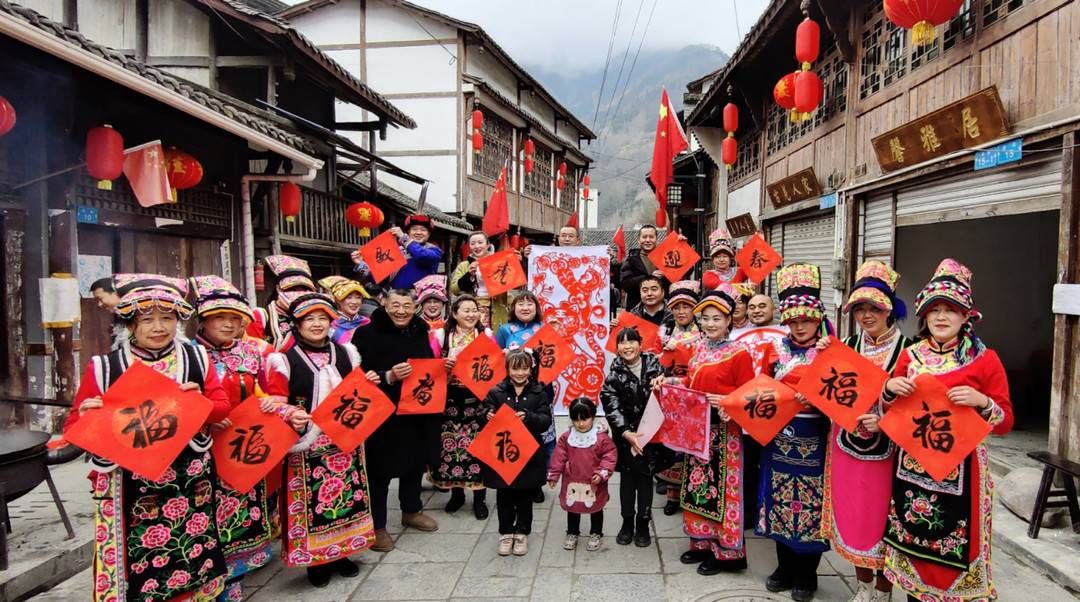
[556,175,566,191]
[472,109,484,154]
[558,162,567,177]
[459,240,470,260]
[254,262,265,291]
[722,136,737,170]
[774,72,798,111]
[723,103,739,133]
[885,0,965,46]
[85,125,124,191]
[795,17,821,68]
[345,201,385,237]
[582,174,590,200]
[794,70,823,120]
[164,147,203,201]
[523,138,535,174]
[0,96,15,137]
[279,182,301,223]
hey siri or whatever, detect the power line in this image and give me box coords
[599,0,659,138]
[731,0,742,41]
[591,0,624,128]
[596,0,645,134]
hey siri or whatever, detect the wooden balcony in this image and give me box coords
[463,175,572,235]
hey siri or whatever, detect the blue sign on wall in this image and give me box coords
[76,206,99,224]
[818,192,837,210]
[974,138,1022,171]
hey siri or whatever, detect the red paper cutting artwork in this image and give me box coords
[655,384,711,460]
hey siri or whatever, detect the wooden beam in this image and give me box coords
[215,55,284,68]
[816,0,855,63]
[146,56,212,68]
[1050,130,1080,462]
[335,120,387,132]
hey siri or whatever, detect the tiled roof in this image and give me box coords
[1,0,318,155]
[235,0,289,13]
[582,228,669,250]
[353,171,473,233]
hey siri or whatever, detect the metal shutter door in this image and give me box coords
[766,222,784,299]
[860,193,894,262]
[895,158,1062,226]
[770,215,837,316]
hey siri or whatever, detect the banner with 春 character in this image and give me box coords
[735,233,782,284]
[878,374,992,482]
[359,230,407,284]
[450,334,506,400]
[66,362,213,480]
[477,249,527,298]
[309,369,396,453]
[397,358,448,415]
[794,337,890,433]
[211,396,299,494]
[522,323,574,386]
[529,246,610,413]
[721,374,802,445]
[468,404,540,485]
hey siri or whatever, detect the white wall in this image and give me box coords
[366,45,458,92]
[728,178,762,234]
[380,155,458,212]
[77,0,138,51]
[365,0,456,43]
[290,0,363,46]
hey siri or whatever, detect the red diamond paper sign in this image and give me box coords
[310,368,396,453]
[735,233,782,284]
[607,311,660,354]
[468,404,539,485]
[211,395,299,494]
[794,337,890,433]
[523,323,575,385]
[451,334,507,400]
[397,358,448,415]
[647,233,701,283]
[359,230,407,284]
[477,249,527,297]
[721,374,802,446]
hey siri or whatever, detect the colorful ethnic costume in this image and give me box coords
[679,287,755,571]
[318,275,371,345]
[883,260,1013,601]
[701,228,746,290]
[263,293,375,570]
[655,281,702,503]
[758,264,832,595]
[65,274,232,602]
[189,276,278,601]
[415,275,449,332]
[822,261,911,578]
[430,326,491,493]
[247,255,315,350]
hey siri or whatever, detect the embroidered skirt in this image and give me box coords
[680,420,744,560]
[214,480,274,594]
[431,391,485,490]
[756,413,830,554]
[282,434,375,567]
[821,424,893,569]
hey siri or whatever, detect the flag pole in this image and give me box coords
[12,140,162,191]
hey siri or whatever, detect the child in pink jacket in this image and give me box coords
[547,398,618,552]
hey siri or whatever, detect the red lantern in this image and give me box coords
[723,102,739,133]
[794,70,823,119]
[85,125,124,190]
[523,138,535,174]
[345,201,385,237]
[774,72,798,111]
[0,96,15,137]
[472,109,484,154]
[164,148,203,201]
[558,162,567,177]
[795,17,821,68]
[722,136,737,170]
[885,0,965,46]
[582,174,590,200]
[279,182,301,223]
[254,262,265,291]
[556,175,566,191]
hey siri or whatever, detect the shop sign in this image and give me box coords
[766,167,822,209]
[872,87,1009,173]
[725,213,757,237]
[974,138,1023,171]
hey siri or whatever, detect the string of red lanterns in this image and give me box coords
[523,138,535,174]
[722,91,738,170]
[471,108,484,155]
[792,13,822,122]
[582,173,590,199]
[556,161,567,190]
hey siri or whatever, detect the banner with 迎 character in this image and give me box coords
[529,246,610,414]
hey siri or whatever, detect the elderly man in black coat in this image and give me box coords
[353,288,441,551]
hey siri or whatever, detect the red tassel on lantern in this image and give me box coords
[723,103,739,133]
[279,182,301,223]
[885,0,965,46]
[0,97,15,137]
[722,136,737,171]
[164,148,203,201]
[794,70,823,120]
[795,17,821,68]
[472,109,484,154]
[86,125,124,190]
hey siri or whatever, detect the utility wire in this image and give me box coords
[591,0,624,128]
[731,0,742,41]
[599,0,659,139]
[596,0,645,134]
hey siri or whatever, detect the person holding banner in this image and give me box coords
[657,285,755,576]
[247,255,316,350]
[816,261,911,602]
[65,274,232,602]
[432,294,492,519]
[414,275,449,331]
[451,231,510,330]
[352,215,443,291]
[758,264,833,602]
[873,260,1012,602]
[630,276,674,335]
[190,276,280,601]
[317,275,371,345]
[701,228,745,290]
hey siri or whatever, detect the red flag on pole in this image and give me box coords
[646,89,689,229]
[613,225,626,262]
[481,167,509,237]
[122,141,172,208]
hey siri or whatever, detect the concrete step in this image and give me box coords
[993,502,1080,595]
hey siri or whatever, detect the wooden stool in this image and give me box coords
[1026,451,1080,539]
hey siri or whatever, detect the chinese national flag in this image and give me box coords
[477,249,526,297]
[647,233,701,283]
[735,233,783,284]
[523,323,575,385]
[607,311,661,354]
[794,337,890,433]
[482,167,510,237]
[309,369,396,453]
[613,225,626,263]
[468,404,539,485]
[721,374,802,446]
[211,396,299,494]
[65,362,213,480]
[397,358,448,415]
[451,334,507,400]
[646,89,689,229]
[878,374,992,482]
[122,141,172,208]
[359,230,407,284]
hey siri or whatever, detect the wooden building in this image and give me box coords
[687,0,1080,461]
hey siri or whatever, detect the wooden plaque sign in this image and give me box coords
[872,86,1009,173]
[766,167,822,209]
[726,213,757,237]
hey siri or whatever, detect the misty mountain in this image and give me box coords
[527,44,728,227]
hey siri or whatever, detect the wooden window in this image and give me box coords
[731,127,761,185]
[523,143,553,202]
[559,163,579,212]
[766,101,813,154]
[943,0,976,51]
[859,4,907,99]
[815,50,848,126]
[473,111,513,183]
[984,0,1026,26]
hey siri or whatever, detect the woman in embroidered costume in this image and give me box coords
[701,229,746,290]
[450,231,512,330]
[820,261,912,602]
[758,264,833,602]
[65,274,232,602]
[188,276,280,602]
[657,285,755,576]
[431,294,492,520]
[246,255,316,350]
[655,280,703,516]
[318,275,371,344]
[873,259,1013,602]
[414,275,449,331]
[263,293,379,587]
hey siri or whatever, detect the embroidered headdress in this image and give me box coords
[263,255,314,292]
[190,275,253,322]
[667,280,701,308]
[777,263,825,324]
[318,275,370,303]
[414,274,448,304]
[843,259,907,321]
[694,283,737,315]
[914,258,975,317]
[286,292,339,321]
[113,273,194,321]
[708,227,736,258]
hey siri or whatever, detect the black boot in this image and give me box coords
[697,555,747,575]
[766,567,794,592]
[330,557,360,577]
[663,499,679,515]
[533,488,545,503]
[472,489,489,520]
[680,549,712,564]
[615,517,634,545]
[445,488,465,513]
[633,517,651,547]
[655,480,667,495]
[306,564,331,587]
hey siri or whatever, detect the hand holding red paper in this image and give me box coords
[359,230,407,284]
[607,311,660,354]
[735,233,782,284]
[310,368,396,453]
[654,384,711,460]
[794,337,890,432]
[523,323,574,384]
[659,343,693,377]
[397,359,448,415]
[468,404,539,485]
[211,396,299,493]
[477,249,526,297]
[451,334,507,399]
[65,362,213,480]
[720,374,801,445]
[647,234,701,283]
[879,374,992,482]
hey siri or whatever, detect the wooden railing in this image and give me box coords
[276,186,369,249]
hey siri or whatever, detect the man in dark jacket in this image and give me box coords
[620,225,668,310]
[630,275,674,332]
[352,289,440,551]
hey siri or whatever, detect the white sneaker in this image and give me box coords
[586,534,602,551]
[563,534,578,550]
[512,534,528,556]
[497,534,514,556]
[848,581,873,602]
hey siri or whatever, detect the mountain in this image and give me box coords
[527,44,728,228]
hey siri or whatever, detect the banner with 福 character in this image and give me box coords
[529,245,610,414]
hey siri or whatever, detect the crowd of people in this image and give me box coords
[69,216,1012,602]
